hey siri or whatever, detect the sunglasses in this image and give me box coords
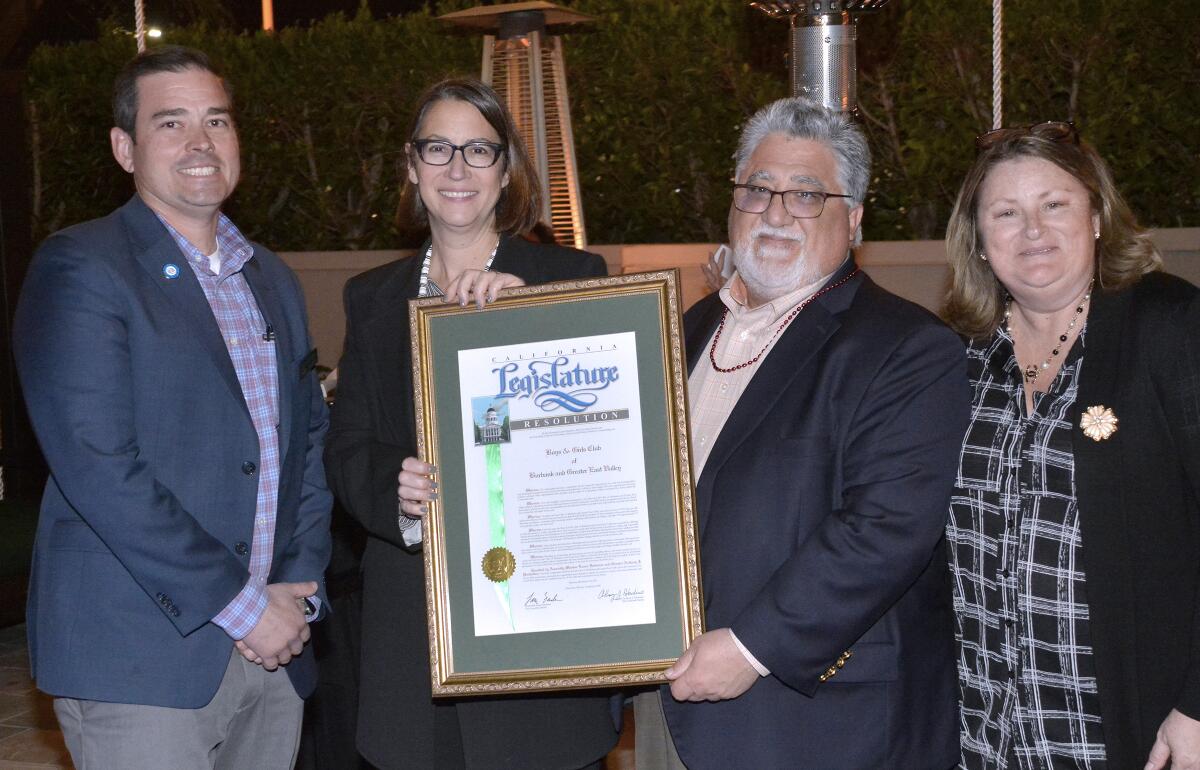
[974,120,1078,152]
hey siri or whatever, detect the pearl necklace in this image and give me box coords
[1006,279,1093,384]
[709,268,860,373]
[418,238,500,298]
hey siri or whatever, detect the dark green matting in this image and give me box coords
[428,291,683,672]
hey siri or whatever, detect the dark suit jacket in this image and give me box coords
[13,195,333,707]
[661,263,969,769]
[324,234,619,769]
[1069,272,1200,768]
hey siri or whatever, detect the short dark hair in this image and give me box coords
[112,46,232,141]
[399,77,541,236]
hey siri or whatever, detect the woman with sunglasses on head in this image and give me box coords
[942,121,1200,770]
[324,78,616,770]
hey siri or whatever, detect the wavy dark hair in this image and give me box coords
[398,78,541,236]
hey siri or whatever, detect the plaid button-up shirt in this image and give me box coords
[947,327,1107,769]
[157,213,280,641]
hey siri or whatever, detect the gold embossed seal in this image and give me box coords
[481,547,516,582]
[1080,405,1118,441]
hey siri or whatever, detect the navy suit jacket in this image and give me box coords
[13,195,332,708]
[661,264,969,769]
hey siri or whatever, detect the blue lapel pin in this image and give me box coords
[163,263,181,280]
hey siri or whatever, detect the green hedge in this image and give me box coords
[24,0,1199,248]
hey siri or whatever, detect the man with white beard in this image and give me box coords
[631,97,970,769]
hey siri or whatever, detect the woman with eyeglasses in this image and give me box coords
[942,121,1200,769]
[324,78,616,770]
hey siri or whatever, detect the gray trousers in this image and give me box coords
[54,650,303,770]
[632,690,688,770]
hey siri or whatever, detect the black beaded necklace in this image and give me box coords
[709,268,860,373]
[1005,279,1093,384]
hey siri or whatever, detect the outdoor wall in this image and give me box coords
[282,228,1200,371]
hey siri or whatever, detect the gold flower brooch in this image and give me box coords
[1080,405,1118,441]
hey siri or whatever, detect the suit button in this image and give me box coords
[235,541,249,555]
[170,607,180,617]
[242,461,257,475]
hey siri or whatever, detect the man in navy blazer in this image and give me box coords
[13,46,331,768]
[632,98,969,768]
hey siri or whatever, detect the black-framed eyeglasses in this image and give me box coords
[412,139,505,168]
[974,120,1078,152]
[732,184,854,219]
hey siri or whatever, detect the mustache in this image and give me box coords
[748,225,805,243]
[732,225,808,276]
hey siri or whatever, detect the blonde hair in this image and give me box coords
[942,133,1161,339]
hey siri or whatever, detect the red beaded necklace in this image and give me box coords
[709,268,860,373]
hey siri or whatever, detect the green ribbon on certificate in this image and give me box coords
[484,443,513,629]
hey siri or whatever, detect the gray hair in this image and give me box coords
[734,97,871,244]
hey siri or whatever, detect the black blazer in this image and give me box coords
[661,264,969,769]
[1069,272,1200,768]
[324,234,618,769]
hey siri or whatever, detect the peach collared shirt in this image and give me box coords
[689,269,833,475]
[688,265,838,675]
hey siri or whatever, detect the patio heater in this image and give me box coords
[749,1,891,112]
[439,2,594,249]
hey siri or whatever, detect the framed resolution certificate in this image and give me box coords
[410,270,703,695]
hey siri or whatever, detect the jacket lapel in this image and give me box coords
[1069,285,1138,749]
[1071,286,1128,513]
[691,263,862,535]
[489,233,535,277]
[122,197,249,415]
[685,298,725,373]
[1070,286,1126,445]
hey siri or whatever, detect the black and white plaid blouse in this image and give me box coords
[947,327,1108,769]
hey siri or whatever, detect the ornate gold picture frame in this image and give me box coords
[410,270,703,695]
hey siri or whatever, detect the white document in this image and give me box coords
[457,331,656,636]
